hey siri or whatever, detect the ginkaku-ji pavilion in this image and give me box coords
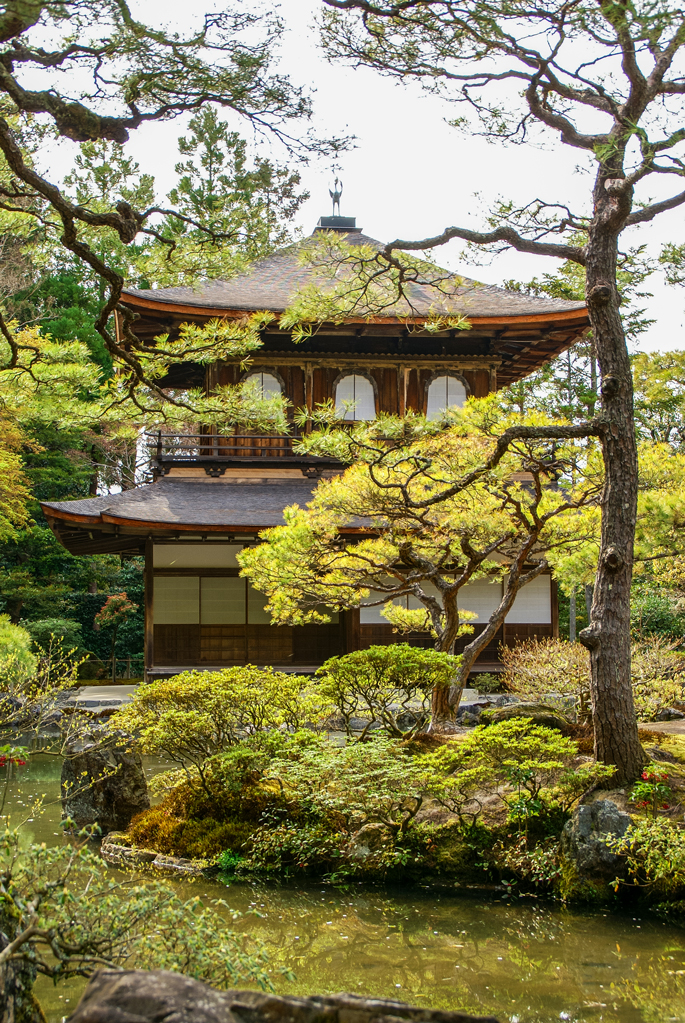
[41,210,589,680]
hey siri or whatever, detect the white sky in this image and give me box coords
[47,0,685,353]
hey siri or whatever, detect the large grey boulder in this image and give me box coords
[484,701,569,731]
[61,740,150,835]
[67,970,500,1023]
[560,799,631,878]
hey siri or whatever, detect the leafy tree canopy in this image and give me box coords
[239,400,603,714]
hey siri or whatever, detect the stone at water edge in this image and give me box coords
[348,822,388,860]
[61,739,150,835]
[560,799,632,878]
[66,970,500,1023]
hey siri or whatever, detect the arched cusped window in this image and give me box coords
[426,375,467,420]
[244,372,282,398]
[335,374,376,421]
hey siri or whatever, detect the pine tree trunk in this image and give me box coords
[579,176,643,784]
[429,623,462,730]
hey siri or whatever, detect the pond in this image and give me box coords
[7,754,685,1023]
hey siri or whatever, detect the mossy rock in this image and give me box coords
[481,701,569,731]
[128,805,255,859]
[427,823,495,883]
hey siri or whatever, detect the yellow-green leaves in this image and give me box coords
[110,667,331,773]
[239,400,601,654]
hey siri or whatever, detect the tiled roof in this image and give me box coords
[122,231,586,321]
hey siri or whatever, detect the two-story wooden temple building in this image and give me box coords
[42,213,589,680]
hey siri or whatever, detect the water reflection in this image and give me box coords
[9,756,685,1023]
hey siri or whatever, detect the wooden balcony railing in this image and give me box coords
[146,432,302,461]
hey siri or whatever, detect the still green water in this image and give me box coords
[7,755,685,1023]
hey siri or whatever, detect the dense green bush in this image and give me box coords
[128,732,313,859]
[316,643,459,737]
[631,587,685,640]
[111,667,329,790]
[420,719,613,833]
[24,617,83,653]
[0,613,37,683]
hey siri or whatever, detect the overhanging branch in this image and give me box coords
[383,226,585,264]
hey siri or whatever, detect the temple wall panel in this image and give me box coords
[505,575,552,624]
[377,367,398,415]
[405,369,421,412]
[283,365,305,409]
[312,367,330,406]
[463,368,491,398]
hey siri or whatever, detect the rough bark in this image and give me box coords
[578,173,643,785]
[0,903,46,1023]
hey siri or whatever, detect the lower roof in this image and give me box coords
[41,476,324,556]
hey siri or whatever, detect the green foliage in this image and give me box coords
[631,587,685,639]
[420,720,613,829]
[128,732,309,859]
[270,733,424,839]
[0,614,36,684]
[494,835,563,892]
[0,630,83,746]
[142,107,307,288]
[316,644,458,737]
[23,618,83,653]
[111,667,329,781]
[607,818,685,895]
[0,827,273,991]
[632,350,685,450]
[469,672,506,694]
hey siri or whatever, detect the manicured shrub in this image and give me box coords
[316,643,459,737]
[127,732,308,859]
[110,666,330,786]
[24,617,84,654]
[419,718,613,830]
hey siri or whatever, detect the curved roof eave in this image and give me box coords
[120,290,589,328]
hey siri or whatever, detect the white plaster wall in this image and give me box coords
[505,575,552,624]
[153,544,243,568]
[458,578,503,622]
[154,576,200,624]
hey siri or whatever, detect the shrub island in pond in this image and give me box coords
[104,643,685,914]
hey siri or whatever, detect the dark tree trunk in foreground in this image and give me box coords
[0,903,46,1023]
[579,173,643,785]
